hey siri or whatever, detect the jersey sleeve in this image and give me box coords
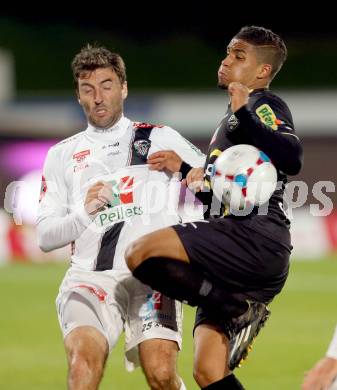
[36,146,92,252]
[327,325,337,360]
[232,95,303,175]
[153,126,206,168]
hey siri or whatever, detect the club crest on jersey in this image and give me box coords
[228,114,239,130]
[134,139,151,157]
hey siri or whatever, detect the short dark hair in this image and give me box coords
[71,44,127,90]
[234,26,287,79]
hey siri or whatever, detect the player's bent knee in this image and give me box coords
[193,365,210,388]
[193,363,228,388]
[68,351,91,374]
[145,366,176,390]
[125,240,144,271]
[65,327,107,376]
[68,346,105,368]
[140,340,179,390]
[125,236,154,271]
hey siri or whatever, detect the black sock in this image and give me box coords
[133,257,247,319]
[202,374,245,389]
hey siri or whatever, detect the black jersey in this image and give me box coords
[202,88,303,240]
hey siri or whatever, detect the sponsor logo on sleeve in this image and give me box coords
[256,104,284,130]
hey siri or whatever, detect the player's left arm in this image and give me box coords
[229,84,303,176]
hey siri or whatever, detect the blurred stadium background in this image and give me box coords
[0,13,337,389]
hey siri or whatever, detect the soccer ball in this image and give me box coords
[212,144,277,210]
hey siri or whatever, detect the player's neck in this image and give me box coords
[86,115,130,140]
[249,81,270,91]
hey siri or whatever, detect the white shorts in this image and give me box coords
[56,267,183,371]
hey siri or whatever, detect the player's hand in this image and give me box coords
[228,82,249,113]
[147,151,183,173]
[185,167,204,192]
[302,357,337,390]
[84,181,112,216]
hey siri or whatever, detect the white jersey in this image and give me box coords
[37,116,205,271]
[327,325,337,360]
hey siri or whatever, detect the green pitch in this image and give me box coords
[1,257,336,389]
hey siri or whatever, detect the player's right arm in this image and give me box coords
[228,82,303,176]
[36,147,109,252]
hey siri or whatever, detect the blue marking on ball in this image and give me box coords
[234,174,247,188]
[259,151,270,162]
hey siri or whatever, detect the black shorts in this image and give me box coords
[172,216,291,303]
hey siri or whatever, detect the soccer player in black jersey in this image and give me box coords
[126,26,303,389]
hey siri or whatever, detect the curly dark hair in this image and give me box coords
[234,26,287,79]
[71,44,127,90]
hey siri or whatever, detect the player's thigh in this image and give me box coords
[57,272,126,351]
[139,338,179,376]
[126,226,189,269]
[193,323,230,386]
[58,288,119,364]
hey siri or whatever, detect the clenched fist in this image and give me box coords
[228,82,249,113]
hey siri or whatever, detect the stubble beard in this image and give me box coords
[87,105,123,130]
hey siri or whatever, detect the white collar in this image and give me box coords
[86,115,131,140]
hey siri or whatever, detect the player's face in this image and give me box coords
[77,67,127,129]
[218,39,263,89]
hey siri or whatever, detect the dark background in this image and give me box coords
[0,12,336,209]
[1,12,337,93]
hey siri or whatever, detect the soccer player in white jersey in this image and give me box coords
[36,44,205,390]
[302,325,337,390]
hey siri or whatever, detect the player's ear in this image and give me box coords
[257,63,272,80]
[122,82,128,100]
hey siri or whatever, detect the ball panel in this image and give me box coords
[213,144,277,210]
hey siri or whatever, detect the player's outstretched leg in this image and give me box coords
[126,227,252,326]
